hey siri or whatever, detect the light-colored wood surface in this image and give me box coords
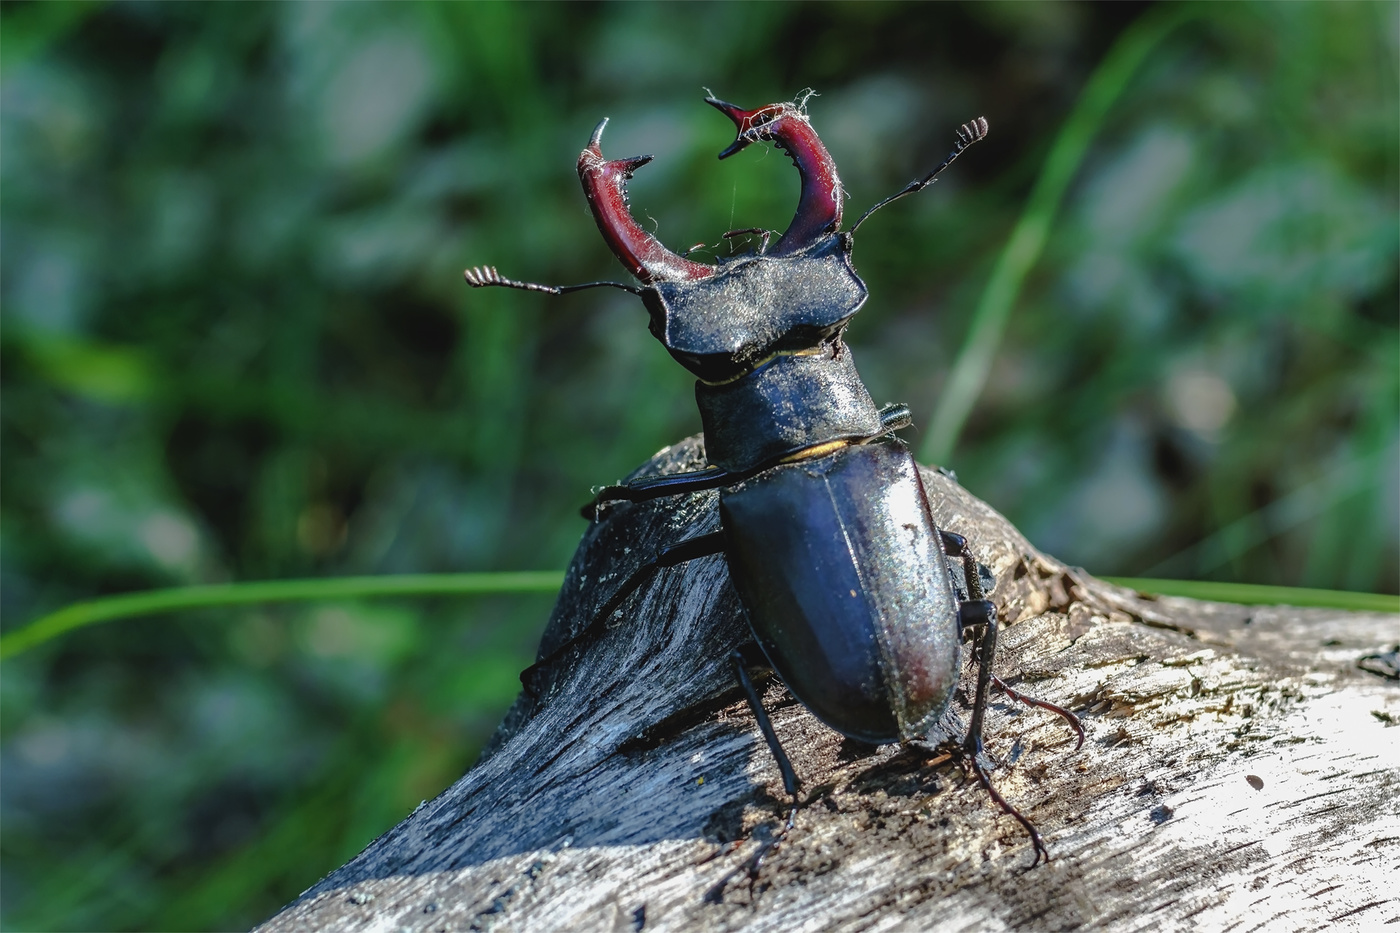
[260,437,1399,933]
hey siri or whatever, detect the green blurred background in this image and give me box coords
[1,2,1395,929]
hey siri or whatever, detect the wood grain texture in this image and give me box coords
[259,437,1400,933]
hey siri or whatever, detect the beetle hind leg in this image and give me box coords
[963,732,1051,867]
[992,675,1085,750]
[941,530,1052,865]
[941,529,1085,751]
[730,645,802,801]
[959,597,1051,866]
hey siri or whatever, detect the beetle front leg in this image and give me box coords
[580,467,740,519]
[584,403,916,520]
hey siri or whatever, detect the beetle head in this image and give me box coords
[574,96,865,384]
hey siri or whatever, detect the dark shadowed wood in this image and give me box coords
[259,437,1399,933]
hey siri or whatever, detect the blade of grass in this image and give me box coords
[921,4,1198,464]
[9,566,1392,665]
[1102,577,1399,613]
[0,571,566,661]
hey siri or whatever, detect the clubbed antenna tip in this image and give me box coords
[848,115,990,236]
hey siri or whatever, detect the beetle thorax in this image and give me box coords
[635,234,882,473]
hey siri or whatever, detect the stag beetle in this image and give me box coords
[465,94,1083,867]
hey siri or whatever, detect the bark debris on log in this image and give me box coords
[261,437,1399,933]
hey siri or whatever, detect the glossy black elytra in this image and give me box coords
[465,95,1083,871]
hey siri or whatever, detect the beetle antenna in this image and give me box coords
[847,116,989,236]
[464,265,641,296]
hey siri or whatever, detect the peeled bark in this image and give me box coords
[260,437,1400,933]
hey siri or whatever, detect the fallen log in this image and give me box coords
[260,437,1399,932]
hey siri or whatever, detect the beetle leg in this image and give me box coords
[730,647,802,799]
[960,596,1050,866]
[939,529,995,610]
[580,467,740,519]
[704,647,800,902]
[941,529,1084,752]
[948,529,1051,864]
[519,531,726,698]
[991,675,1085,751]
[586,404,914,520]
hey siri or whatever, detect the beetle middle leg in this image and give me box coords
[520,530,726,698]
[704,644,801,901]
